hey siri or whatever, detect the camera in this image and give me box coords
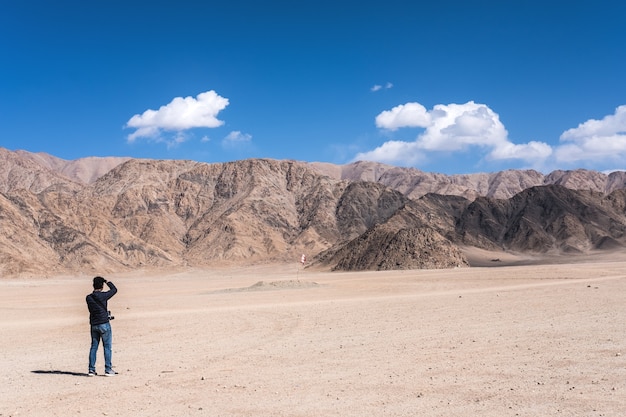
[108,311,115,320]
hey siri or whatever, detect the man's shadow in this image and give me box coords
[32,370,88,377]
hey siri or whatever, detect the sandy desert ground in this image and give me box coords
[1,254,626,417]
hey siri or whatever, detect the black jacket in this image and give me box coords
[86,281,117,325]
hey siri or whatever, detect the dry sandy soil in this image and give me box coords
[2,254,626,417]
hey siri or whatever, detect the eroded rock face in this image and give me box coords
[319,225,469,271]
[1,147,626,276]
[0,152,410,275]
[316,161,626,199]
[455,186,626,253]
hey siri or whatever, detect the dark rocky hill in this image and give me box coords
[456,186,626,253]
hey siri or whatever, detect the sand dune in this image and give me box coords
[2,260,626,416]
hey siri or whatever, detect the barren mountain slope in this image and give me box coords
[0,147,82,193]
[316,160,626,199]
[456,185,626,253]
[14,150,131,184]
[0,192,62,276]
[7,148,626,199]
[316,196,471,271]
[316,184,626,270]
[0,157,412,276]
[319,224,469,271]
[2,148,626,277]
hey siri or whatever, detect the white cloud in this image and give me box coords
[222,131,252,149]
[224,131,252,143]
[371,82,393,92]
[353,140,424,166]
[488,141,553,161]
[168,131,188,148]
[561,105,626,140]
[360,101,550,166]
[358,101,626,171]
[375,102,431,130]
[417,102,508,151]
[126,90,229,142]
[555,105,626,163]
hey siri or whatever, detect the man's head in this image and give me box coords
[93,276,106,290]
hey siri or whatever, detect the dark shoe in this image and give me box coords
[88,371,97,377]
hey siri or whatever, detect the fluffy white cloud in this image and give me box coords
[361,101,550,166]
[488,141,553,161]
[353,140,424,166]
[126,90,229,141]
[417,102,508,151]
[358,101,626,170]
[375,102,431,130]
[555,105,626,163]
[561,105,626,140]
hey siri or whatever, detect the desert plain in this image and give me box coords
[1,252,626,417]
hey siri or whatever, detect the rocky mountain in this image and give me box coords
[1,147,625,277]
[15,150,131,184]
[311,160,626,200]
[456,186,626,252]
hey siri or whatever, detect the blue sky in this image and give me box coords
[1,0,625,174]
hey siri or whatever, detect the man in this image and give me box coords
[86,276,118,376]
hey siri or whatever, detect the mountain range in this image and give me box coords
[1,147,625,277]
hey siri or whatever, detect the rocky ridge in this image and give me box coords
[1,147,626,277]
[311,160,626,200]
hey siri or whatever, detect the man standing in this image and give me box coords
[86,276,118,376]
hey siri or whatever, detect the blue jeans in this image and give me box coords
[89,322,113,373]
